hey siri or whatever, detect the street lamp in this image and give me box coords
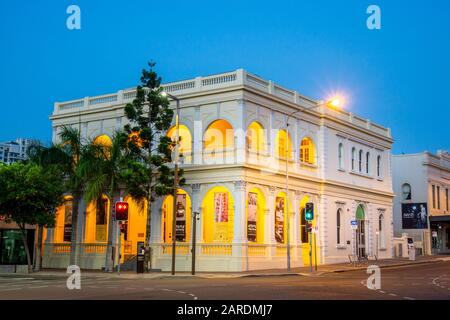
[284,97,342,271]
[161,91,180,276]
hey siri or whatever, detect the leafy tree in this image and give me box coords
[0,162,65,273]
[124,61,184,266]
[27,126,84,267]
[78,131,147,272]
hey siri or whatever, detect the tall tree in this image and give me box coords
[124,61,184,270]
[0,163,65,273]
[78,131,147,272]
[28,126,84,267]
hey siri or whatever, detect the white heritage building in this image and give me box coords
[44,69,394,271]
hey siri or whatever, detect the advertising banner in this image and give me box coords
[63,200,73,242]
[214,192,228,223]
[402,203,428,229]
[214,192,228,242]
[247,192,257,242]
[275,197,285,243]
[175,194,187,241]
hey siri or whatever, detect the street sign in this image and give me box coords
[351,220,358,230]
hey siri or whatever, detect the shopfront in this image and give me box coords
[430,216,450,254]
[0,228,35,265]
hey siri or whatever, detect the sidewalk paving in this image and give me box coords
[1,255,449,280]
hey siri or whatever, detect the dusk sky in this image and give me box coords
[0,0,449,153]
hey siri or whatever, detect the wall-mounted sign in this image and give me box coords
[402,203,428,229]
[351,220,358,230]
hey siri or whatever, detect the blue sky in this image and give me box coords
[0,0,449,153]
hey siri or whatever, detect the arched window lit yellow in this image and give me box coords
[167,125,192,155]
[93,134,112,147]
[203,120,234,151]
[128,131,144,147]
[300,137,315,164]
[161,189,191,244]
[246,122,265,154]
[123,196,148,255]
[276,129,292,159]
[202,186,234,243]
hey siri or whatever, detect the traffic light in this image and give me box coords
[115,201,129,221]
[305,221,313,233]
[305,202,314,221]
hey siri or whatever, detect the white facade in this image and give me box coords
[45,69,394,271]
[393,151,450,254]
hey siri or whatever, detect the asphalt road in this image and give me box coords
[0,261,449,300]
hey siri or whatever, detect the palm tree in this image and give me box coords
[78,131,146,272]
[27,126,84,268]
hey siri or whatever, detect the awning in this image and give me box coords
[430,216,450,222]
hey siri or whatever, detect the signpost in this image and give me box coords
[351,220,358,257]
[305,203,314,273]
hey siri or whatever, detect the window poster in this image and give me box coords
[247,192,257,242]
[214,192,228,223]
[175,194,187,241]
[214,192,229,242]
[275,197,285,243]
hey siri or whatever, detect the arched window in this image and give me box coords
[338,143,344,169]
[378,214,385,248]
[276,129,292,160]
[300,137,315,164]
[402,183,412,200]
[366,152,370,174]
[246,122,266,154]
[377,155,381,177]
[358,150,363,172]
[351,147,356,171]
[337,209,342,244]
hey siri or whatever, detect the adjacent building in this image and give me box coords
[0,138,38,271]
[44,69,395,271]
[393,151,450,255]
[0,138,36,164]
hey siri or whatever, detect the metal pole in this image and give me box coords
[171,98,180,275]
[191,212,198,275]
[309,228,312,273]
[118,221,121,275]
[285,122,291,272]
[314,231,317,271]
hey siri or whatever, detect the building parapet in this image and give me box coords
[52,69,392,139]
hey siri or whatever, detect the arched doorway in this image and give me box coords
[85,195,110,243]
[356,204,366,258]
[299,195,319,265]
[274,192,292,244]
[54,195,73,243]
[246,187,265,243]
[123,196,148,256]
[202,186,234,243]
[161,189,192,244]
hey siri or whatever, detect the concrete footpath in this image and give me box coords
[1,255,449,280]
